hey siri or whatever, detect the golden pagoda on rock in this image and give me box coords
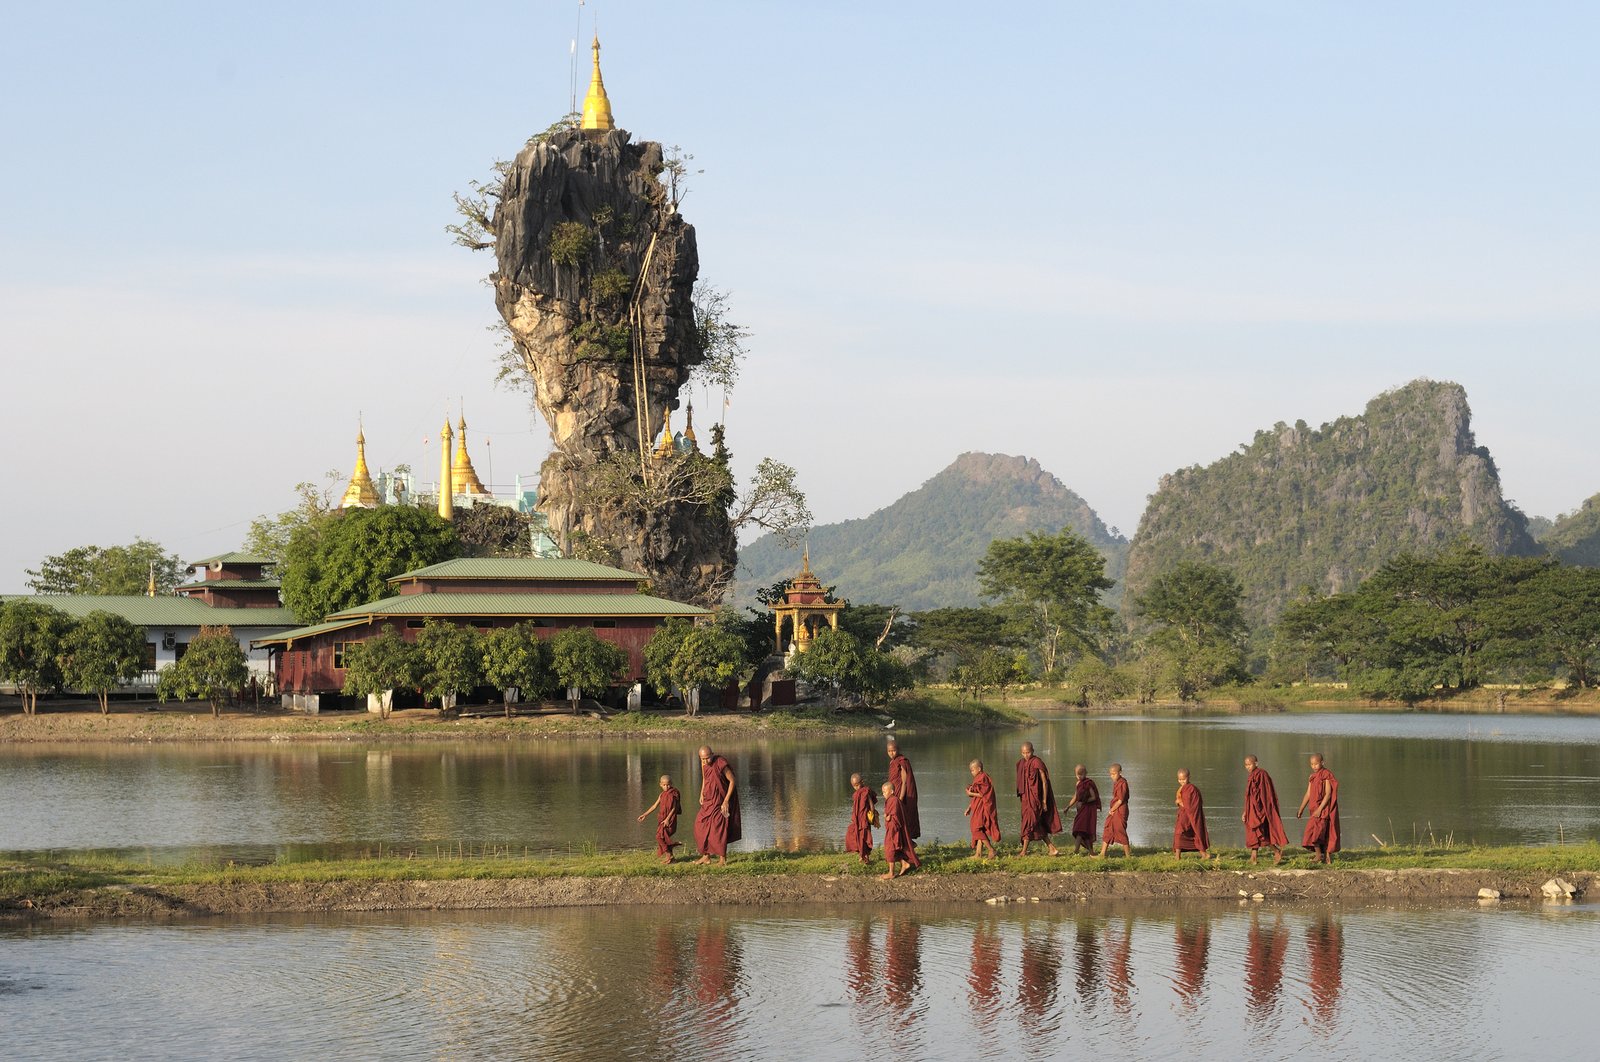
[340,421,381,509]
[580,36,615,133]
[452,414,491,496]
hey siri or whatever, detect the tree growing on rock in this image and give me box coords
[60,610,147,715]
[156,626,249,718]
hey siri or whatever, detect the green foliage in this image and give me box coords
[906,606,1018,682]
[1062,656,1132,707]
[550,627,629,702]
[570,320,632,361]
[414,620,483,712]
[669,626,747,715]
[0,601,72,714]
[156,626,248,718]
[951,648,1030,704]
[280,505,460,624]
[642,619,693,697]
[837,602,910,650]
[549,221,596,267]
[1133,561,1249,698]
[340,626,420,717]
[1540,493,1600,566]
[454,504,535,558]
[481,623,555,712]
[978,528,1116,677]
[60,611,146,714]
[25,538,184,595]
[786,627,865,693]
[590,268,633,307]
[243,475,342,564]
[691,284,748,394]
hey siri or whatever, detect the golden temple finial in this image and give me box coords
[438,418,455,520]
[682,402,698,449]
[654,406,676,459]
[340,417,381,509]
[580,35,615,133]
[146,561,156,598]
[452,409,490,496]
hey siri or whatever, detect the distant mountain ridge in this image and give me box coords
[734,453,1129,611]
[1538,493,1600,566]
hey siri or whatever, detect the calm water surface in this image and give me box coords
[2,713,1598,859]
[2,902,1596,1060]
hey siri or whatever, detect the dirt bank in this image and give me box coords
[13,868,1591,922]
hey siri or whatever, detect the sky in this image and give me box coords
[3,2,1599,591]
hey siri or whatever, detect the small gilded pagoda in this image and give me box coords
[772,550,845,654]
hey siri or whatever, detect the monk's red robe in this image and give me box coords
[888,753,921,840]
[1102,777,1131,845]
[655,785,681,856]
[1301,767,1341,854]
[882,793,920,868]
[1173,782,1209,853]
[1244,768,1288,849]
[1016,755,1063,841]
[967,771,1000,844]
[694,754,742,857]
[844,785,876,859]
[1071,776,1101,840]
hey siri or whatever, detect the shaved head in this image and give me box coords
[850,771,862,784]
[1021,742,1034,755]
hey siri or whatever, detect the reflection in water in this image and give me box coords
[1075,920,1102,1009]
[1173,916,1211,1009]
[1018,922,1064,1033]
[967,921,1003,1030]
[1245,912,1289,1023]
[883,917,923,1036]
[1306,916,1344,1028]
[1106,917,1135,1015]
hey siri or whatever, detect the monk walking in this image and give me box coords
[886,738,921,845]
[693,745,741,866]
[1172,768,1210,860]
[1015,742,1062,857]
[1064,764,1101,855]
[965,759,1001,859]
[880,780,920,879]
[636,774,681,863]
[1241,755,1288,864]
[844,771,877,864]
[1297,753,1341,864]
[1095,763,1131,859]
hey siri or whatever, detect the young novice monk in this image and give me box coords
[880,781,920,880]
[964,759,1001,860]
[636,774,681,864]
[1095,763,1132,859]
[844,772,878,864]
[1064,763,1102,855]
[1172,768,1211,860]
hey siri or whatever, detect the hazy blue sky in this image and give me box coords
[3,2,1598,591]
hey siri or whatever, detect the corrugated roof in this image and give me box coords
[190,552,274,567]
[0,595,298,628]
[177,579,282,591]
[251,617,370,647]
[330,591,707,619]
[388,558,645,582]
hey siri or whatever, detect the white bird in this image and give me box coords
[883,720,895,730]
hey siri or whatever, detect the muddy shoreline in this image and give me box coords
[9,868,1591,923]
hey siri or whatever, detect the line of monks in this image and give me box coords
[638,741,1341,873]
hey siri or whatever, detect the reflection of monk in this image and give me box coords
[967,921,1002,1030]
[1074,920,1102,1006]
[846,919,876,1010]
[1173,918,1210,1008]
[693,921,740,1011]
[1106,918,1134,1014]
[1244,912,1288,1020]
[650,924,680,1008]
[883,917,923,1015]
[1018,924,1063,1023]
[1306,916,1344,1027]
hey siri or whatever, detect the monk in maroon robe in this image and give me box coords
[1015,742,1062,857]
[1297,753,1340,863]
[886,738,920,842]
[844,772,877,863]
[694,745,741,865]
[879,781,920,879]
[1241,755,1288,864]
[1172,769,1210,859]
[964,759,1000,859]
[636,774,681,863]
[1096,763,1131,859]
[1064,764,1101,854]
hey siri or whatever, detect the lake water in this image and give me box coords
[3,902,1597,1060]
[3,713,1597,860]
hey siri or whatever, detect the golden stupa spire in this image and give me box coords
[654,406,677,459]
[451,410,490,496]
[438,418,455,520]
[682,402,698,449]
[340,418,381,509]
[146,561,156,598]
[580,35,615,132]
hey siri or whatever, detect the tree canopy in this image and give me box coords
[977,528,1115,678]
[0,601,72,715]
[340,625,420,718]
[550,627,629,708]
[414,619,483,712]
[280,505,461,623]
[25,539,184,596]
[60,610,146,715]
[481,623,556,715]
[155,626,248,718]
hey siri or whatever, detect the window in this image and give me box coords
[592,620,616,629]
[141,642,157,670]
[334,642,354,669]
[406,620,425,629]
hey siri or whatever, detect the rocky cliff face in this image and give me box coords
[1123,380,1539,627]
[491,128,734,604]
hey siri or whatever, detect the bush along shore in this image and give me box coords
[4,844,1595,920]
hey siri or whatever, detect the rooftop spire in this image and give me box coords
[452,410,491,496]
[340,417,381,509]
[438,418,455,521]
[580,35,615,133]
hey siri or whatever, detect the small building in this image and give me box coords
[255,557,708,712]
[174,552,284,610]
[772,550,845,654]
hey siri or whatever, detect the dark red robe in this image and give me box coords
[1301,767,1340,854]
[1102,776,1131,845]
[1071,776,1101,841]
[1016,755,1063,841]
[882,793,920,868]
[1173,782,1209,853]
[1244,768,1289,849]
[888,753,921,840]
[655,785,681,856]
[844,784,877,859]
[694,754,742,857]
[967,771,1000,844]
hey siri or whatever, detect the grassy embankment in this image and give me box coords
[6,842,1598,910]
[978,682,1600,715]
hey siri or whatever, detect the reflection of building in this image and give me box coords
[772,550,844,654]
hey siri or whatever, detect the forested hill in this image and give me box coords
[1538,494,1600,565]
[1122,379,1540,629]
[733,453,1129,611]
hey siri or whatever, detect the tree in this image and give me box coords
[787,627,866,694]
[280,505,461,623]
[978,529,1115,678]
[1525,564,1600,689]
[341,626,420,719]
[667,626,747,716]
[242,473,343,564]
[0,601,71,715]
[481,623,556,717]
[60,611,146,714]
[414,620,483,714]
[1062,656,1132,708]
[1135,562,1250,698]
[690,283,748,395]
[550,627,629,714]
[838,603,910,651]
[643,619,694,698]
[155,626,248,718]
[25,539,184,596]
[455,504,536,558]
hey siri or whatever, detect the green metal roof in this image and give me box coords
[177,579,282,591]
[251,617,371,647]
[190,552,275,567]
[388,558,645,582]
[330,591,707,620]
[0,595,298,628]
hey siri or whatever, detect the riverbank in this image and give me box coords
[5,844,1594,920]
